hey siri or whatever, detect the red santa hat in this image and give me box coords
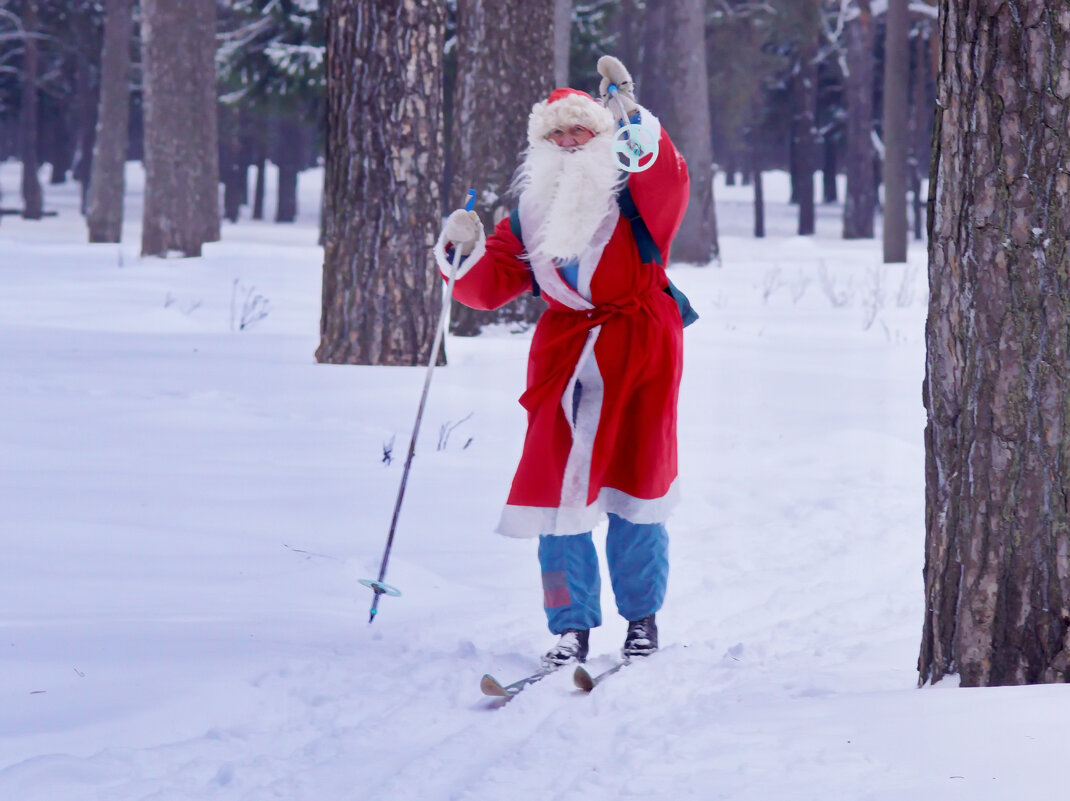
[527,88,615,145]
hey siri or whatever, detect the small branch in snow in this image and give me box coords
[438,413,473,451]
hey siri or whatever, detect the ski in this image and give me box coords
[573,660,628,692]
[480,665,560,699]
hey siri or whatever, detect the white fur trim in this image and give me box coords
[560,328,604,507]
[634,104,661,142]
[496,480,680,538]
[528,93,616,144]
[433,222,487,281]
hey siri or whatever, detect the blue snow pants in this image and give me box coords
[537,514,669,634]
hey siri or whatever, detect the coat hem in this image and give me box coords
[495,481,679,538]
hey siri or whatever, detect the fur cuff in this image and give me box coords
[434,224,486,281]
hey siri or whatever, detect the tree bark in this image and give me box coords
[448,0,554,336]
[140,0,220,257]
[20,0,43,220]
[881,0,909,262]
[317,0,446,365]
[920,0,1070,687]
[843,0,876,239]
[647,0,718,263]
[87,0,134,243]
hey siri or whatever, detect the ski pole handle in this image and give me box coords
[607,84,631,127]
[464,188,476,212]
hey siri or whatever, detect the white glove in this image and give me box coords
[442,209,483,256]
[597,55,638,124]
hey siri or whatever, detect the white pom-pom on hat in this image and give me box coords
[527,88,615,145]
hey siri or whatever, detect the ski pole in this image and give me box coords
[361,188,477,624]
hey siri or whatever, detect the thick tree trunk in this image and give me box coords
[843,0,875,239]
[792,47,818,236]
[613,0,643,85]
[87,0,134,243]
[920,0,1070,687]
[140,0,220,257]
[253,157,266,220]
[317,0,446,365]
[881,0,909,262]
[648,0,718,263]
[20,0,43,220]
[553,0,570,87]
[448,0,553,336]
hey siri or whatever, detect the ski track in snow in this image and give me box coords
[2,163,1066,800]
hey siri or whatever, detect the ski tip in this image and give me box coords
[480,674,512,698]
[573,665,595,693]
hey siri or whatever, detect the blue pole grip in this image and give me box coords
[465,189,476,211]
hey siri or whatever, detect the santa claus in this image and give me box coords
[434,56,693,667]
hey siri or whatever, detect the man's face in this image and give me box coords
[548,124,595,150]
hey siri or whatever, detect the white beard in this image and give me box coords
[511,134,624,263]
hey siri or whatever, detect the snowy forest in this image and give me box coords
[3,1,1070,799]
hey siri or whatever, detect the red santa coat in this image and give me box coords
[436,114,689,538]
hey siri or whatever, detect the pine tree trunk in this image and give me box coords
[87,0,134,243]
[448,0,553,336]
[553,0,571,87]
[910,21,934,242]
[613,0,643,83]
[20,0,43,220]
[881,0,909,262]
[140,0,220,257]
[649,0,718,264]
[920,0,1070,687]
[822,136,838,204]
[72,11,100,215]
[219,104,244,224]
[753,168,764,239]
[274,118,302,223]
[317,0,446,365]
[843,0,875,239]
[253,158,266,220]
[792,47,818,236]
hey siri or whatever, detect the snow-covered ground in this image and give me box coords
[1,162,1064,801]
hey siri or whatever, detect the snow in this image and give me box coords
[1,162,1064,800]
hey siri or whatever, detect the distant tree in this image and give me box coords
[791,41,818,236]
[140,0,220,257]
[554,0,571,86]
[20,0,42,219]
[317,0,445,365]
[881,0,908,262]
[920,0,1070,687]
[448,0,554,336]
[217,0,325,223]
[86,0,134,243]
[644,0,718,264]
[842,0,876,239]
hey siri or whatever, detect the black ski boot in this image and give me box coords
[622,614,658,659]
[541,629,590,667]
